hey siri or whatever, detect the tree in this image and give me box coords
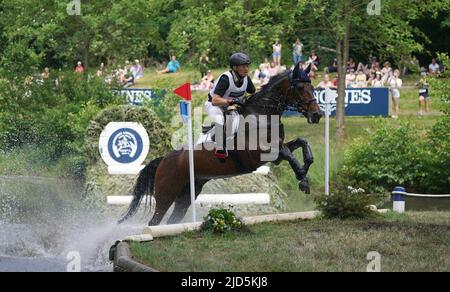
[301,0,450,139]
[0,0,155,73]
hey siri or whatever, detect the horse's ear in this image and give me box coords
[293,62,301,77]
[304,62,312,75]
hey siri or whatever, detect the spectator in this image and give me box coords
[157,55,181,74]
[304,60,318,79]
[268,61,279,77]
[417,72,430,116]
[309,51,320,66]
[200,70,214,90]
[131,59,144,80]
[356,62,367,75]
[387,69,403,118]
[317,74,336,89]
[368,63,377,80]
[41,67,50,79]
[371,72,384,87]
[347,58,356,72]
[325,58,338,73]
[381,61,392,84]
[74,61,84,73]
[355,69,367,88]
[332,74,339,88]
[428,58,440,75]
[345,69,356,88]
[272,39,282,66]
[292,37,304,65]
[124,60,131,74]
[199,53,210,78]
[122,70,135,88]
[96,62,105,77]
[258,57,270,77]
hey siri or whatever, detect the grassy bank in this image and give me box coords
[130,211,450,272]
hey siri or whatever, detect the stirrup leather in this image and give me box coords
[214,148,228,159]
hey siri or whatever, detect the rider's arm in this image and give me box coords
[246,78,256,94]
[212,94,233,106]
[211,75,233,106]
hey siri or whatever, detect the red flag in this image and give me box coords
[174,82,191,101]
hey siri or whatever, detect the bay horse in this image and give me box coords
[118,62,321,225]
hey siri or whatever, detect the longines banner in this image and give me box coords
[115,89,158,106]
[285,88,389,117]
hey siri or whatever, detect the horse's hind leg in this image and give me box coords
[148,184,182,226]
[167,180,208,224]
[166,193,190,224]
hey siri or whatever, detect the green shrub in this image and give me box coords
[0,72,124,176]
[314,184,382,219]
[201,207,244,234]
[341,120,449,194]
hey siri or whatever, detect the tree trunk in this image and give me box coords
[335,1,350,140]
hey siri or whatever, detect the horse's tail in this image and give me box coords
[117,157,163,224]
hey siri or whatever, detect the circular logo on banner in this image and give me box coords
[107,128,143,164]
[99,122,150,174]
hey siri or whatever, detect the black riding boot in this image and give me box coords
[214,122,228,158]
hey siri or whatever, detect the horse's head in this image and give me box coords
[289,62,322,124]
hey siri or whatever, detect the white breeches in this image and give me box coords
[204,101,240,134]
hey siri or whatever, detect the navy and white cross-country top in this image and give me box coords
[208,71,255,102]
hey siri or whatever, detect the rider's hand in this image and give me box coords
[229,98,244,107]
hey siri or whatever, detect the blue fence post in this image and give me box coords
[392,186,406,213]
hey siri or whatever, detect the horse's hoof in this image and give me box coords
[299,178,310,194]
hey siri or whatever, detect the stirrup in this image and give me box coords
[214,149,228,159]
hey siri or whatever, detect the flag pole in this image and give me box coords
[175,83,196,222]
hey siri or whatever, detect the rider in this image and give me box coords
[205,52,256,158]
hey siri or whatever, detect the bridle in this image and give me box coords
[244,70,317,114]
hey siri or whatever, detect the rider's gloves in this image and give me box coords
[229,98,244,107]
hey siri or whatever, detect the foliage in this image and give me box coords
[0,72,123,177]
[341,120,450,194]
[1,0,449,70]
[0,0,154,71]
[202,207,244,234]
[315,184,382,219]
[429,53,450,114]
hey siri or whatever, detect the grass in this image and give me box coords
[130,211,450,272]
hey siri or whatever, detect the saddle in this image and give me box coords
[203,105,240,159]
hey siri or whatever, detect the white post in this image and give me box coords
[324,88,337,196]
[186,101,196,222]
[325,102,330,196]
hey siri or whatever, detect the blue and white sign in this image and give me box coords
[99,122,150,174]
[116,89,156,106]
[179,100,189,124]
[284,88,389,117]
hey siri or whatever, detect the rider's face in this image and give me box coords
[234,64,249,77]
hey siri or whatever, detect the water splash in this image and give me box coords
[0,176,146,272]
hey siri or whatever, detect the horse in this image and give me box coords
[118,62,322,226]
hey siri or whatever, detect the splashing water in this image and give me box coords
[0,176,145,272]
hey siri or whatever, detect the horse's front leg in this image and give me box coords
[285,137,314,175]
[276,144,311,194]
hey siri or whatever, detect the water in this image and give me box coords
[0,176,145,272]
[401,196,450,211]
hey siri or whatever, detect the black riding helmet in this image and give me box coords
[229,52,251,68]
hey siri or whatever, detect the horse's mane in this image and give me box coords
[247,70,291,103]
[260,70,291,93]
